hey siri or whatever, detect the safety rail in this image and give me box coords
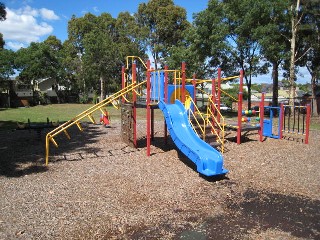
[280,104,310,144]
[126,56,147,70]
[207,97,225,153]
[186,96,225,153]
[186,96,208,139]
[45,80,147,165]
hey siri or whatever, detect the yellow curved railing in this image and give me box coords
[45,80,147,165]
[206,97,225,153]
[185,95,225,153]
[126,56,147,70]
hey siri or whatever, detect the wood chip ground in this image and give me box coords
[0,119,319,239]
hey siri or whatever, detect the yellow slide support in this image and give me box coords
[45,80,146,165]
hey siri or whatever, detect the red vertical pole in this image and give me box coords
[121,66,125,103]
[239,70,244,93]
[259,93,265,142]
[211,78,216,126]
[164,65,168,144]
[181,61,186,104]
[212,78,216,105]
[237,70,244,145]
[132,61,137,148]
[280,103,284,139]
[193,73,196,109]
[217,68,221,124]
[237,92,243,144]
[146,60,151,156]
[305,104,311,144]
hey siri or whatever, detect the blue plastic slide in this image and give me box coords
[158,100,228,177]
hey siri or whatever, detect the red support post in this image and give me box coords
[259,93,265,142]
[217,68,221,124]
[239,70,244,93]
[305,104,311,144]
[121,66,125,103]
[181,61,186,104]
[132,61,137,148]
[146,60,151,156]
[193,73,197,109]
[237,92,243,144]
[211,78,216,127]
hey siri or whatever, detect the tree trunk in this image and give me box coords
[100,75,105,102]
[311,75,318,116]
[54,83,61,104]
[247,81,251,110]
[272,62,279,107]
[288,1,300,106]
[245,75,251,110]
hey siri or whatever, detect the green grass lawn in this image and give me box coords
[0,104,319,131]
[0,104,164,130]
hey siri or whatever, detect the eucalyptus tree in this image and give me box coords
[135,0,190,69]
[67,13,98,97]
[0,48,15,82]
[0,2,5,21]
[297,0,320,115]
[256,0,290,107]
[67,12,145,101]
[0,2,6,49]
[194,0,270,109]
[287,0,301,105]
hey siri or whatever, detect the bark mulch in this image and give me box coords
[0,120,319,239]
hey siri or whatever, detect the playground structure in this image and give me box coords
[44,56,311,176]
[211,72,311,145]
[45,56,228,176]
[206,69,265,144]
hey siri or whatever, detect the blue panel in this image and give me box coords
[151,72,165,101]
[167,85,195,111]
[263,106,281,139]
[158,99,228,176]
[263,119,272,137]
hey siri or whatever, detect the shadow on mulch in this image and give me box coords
[0,123,106,178]
[178,189,320,240]
[138,136,228,182]
[125,188,320,240]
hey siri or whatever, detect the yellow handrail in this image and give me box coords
[185,96,225,153]
[206,97,225,153]
[218,88,238,102]
[186,96,207,139]
[45,80,147,165]
[126,56,147,70]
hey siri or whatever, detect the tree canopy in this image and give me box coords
[0,2,7,49]
[1,0,319,111]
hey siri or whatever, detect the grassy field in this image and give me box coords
[0,104,164,130]
[0,103,319,130]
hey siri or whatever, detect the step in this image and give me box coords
[209,141,222,148]
[205,133,218,141]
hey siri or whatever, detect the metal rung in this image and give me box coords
[49,137,58,148]
[76,121,83,131]
[88,114,96,124]
[99,108,105,114]
[64,130,71,139]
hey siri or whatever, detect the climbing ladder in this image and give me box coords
[45,80,146,165]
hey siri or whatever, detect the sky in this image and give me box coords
[0,0,311,84]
